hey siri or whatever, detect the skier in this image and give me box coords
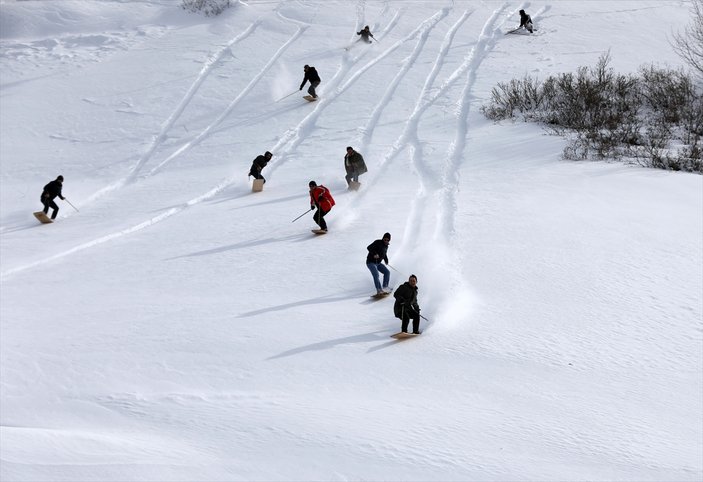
[299,65,321,100]
[40,175,65,220]
[367,233,391,295]
[357,26,375,43]
[518,9,534,33]
[248,151,272,183]
[343,146,368,188]
[308,181,335,232]
[393,274,421,334]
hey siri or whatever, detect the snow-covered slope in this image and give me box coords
[1,1,701,480]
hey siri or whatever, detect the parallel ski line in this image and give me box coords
[438,5,509,238]
[0,177,239,280]
[127,21,261,182]
[266,8,442,176]
[2,21,310,278]
[357,10,469,152]
[346,8,470,203]
[1,9,445,279]
[147,25,307,177]
[425,5,511,329]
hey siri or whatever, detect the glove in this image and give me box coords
[310,204,315,210]
[299,86,303,91]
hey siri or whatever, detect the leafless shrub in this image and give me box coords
[482,52,702,173]
[671,0,703,77]
[181,0,231,17]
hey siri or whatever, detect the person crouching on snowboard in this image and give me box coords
[357,26,374,43]
[249,151,272,183]
[518,9,534,33]
[367,233,391,295]
[299,64,321,99]
[308,181,335,232]
[393,274,421,334]
[344,146,368,188]
[41,175,65,220]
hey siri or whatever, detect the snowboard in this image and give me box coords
[303,95,318,102]
[390,332,421,339]
[371,289,392,299]
[506,27,537,35]
[252,178,264,192]
[348,181,361,191]
[33,211,53,224]
[311,229,327,235]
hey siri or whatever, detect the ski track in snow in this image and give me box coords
[335,4,510,330]
[145,23,308,177]
[126,21,261,182]
[0,178,236,280]
[1,3,499,313]
[1,13,306,279]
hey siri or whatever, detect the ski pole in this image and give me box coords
[64,198,79,212]
[276,90,299,103]
[388,263,403,274]
[292,207,313,223]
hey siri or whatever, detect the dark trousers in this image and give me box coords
[345,170,359,185]
[42,198,59,219]
[401,309,420,333]
[251,172,265,182]
[313,207,329,230]
[307,81,320,98]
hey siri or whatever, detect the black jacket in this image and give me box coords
[249,154,269,177]
[300,67,320,89]
[357,29,373,42]
[393,281,419,319]
[366,239,388,264]
[42,180,64,201]
[344,151,368,175]
[519,11,532,28]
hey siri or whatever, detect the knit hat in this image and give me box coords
[57,175,64,182]
[309,180,317,187]
[383,232,391,240]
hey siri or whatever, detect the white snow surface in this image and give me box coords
[1,1,701,480]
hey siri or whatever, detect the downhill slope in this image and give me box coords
[1,1,701,481]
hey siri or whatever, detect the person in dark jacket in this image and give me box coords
[357,26,374,43]
[344,146,368,188]
[299,65,321,99]
[366,232,391,295]
[518,9,533,33]
[308,181,335,231]
[393,274,421,334]
[248,151,272,183]
[41,175,65,220]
